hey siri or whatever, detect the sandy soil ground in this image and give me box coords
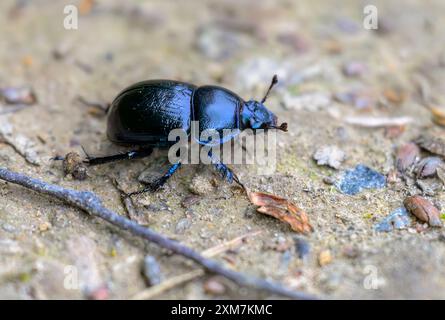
[1,0,445,299]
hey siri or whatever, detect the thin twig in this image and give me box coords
[110,176,140,221]
[0,167,317,300]
[132,230,263,300]
[131,269,205,300]
[201,230,262,257]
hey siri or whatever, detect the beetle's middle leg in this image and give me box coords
[207,150,241,186]
[84,147,153,166]
[128,162,182,196]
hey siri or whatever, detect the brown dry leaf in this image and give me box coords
[247,191,313,234]
[403,195,442,227]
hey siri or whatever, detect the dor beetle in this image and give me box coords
[84,75,287,195]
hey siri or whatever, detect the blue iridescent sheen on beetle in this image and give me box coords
[86,75,287,195]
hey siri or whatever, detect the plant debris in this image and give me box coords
[396,143,420,172]
[313,145,345,169]
[375,207,412,232]
[0,86,37,105]
[246,191,313,234]
[282,92,331,112]
[62,152,88,180]
[404,195,443,227]
[0,117,41,165]
[342,116,413,127]
[336,164,386,195]
[415,157,444,178]
[0,167,315,300]
[415,134,445,158]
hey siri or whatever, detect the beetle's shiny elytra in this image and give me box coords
[107,77,286,147]
[89,76,287,195]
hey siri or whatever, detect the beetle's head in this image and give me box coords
[241,75,288,132]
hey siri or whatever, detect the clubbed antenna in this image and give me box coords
[261,74,278,103]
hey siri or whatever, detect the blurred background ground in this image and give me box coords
[1,0,445,299]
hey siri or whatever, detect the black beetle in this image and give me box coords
[84,75,287,195]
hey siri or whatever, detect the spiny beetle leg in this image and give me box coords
[128,162,181,197]
[207,150,235,184]
[84,147,153,166]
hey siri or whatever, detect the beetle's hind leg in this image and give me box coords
[84,147,153,166]
[128,162,181,196]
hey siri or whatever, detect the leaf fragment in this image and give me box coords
[247,191,313,234]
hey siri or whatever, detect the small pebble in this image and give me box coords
[323,176,336,185]
[318,250,332,266]
[342,245,359,259]
[203,277,226,295]
[375,207,412,232]
[181,195,201,208]
[175,217,192,234]
[336,164,386,195]
[142,255,163,286]
[342,61,366,77]
[2,223,16,233]
[0,86,37,105]
[415,157,443,178]
[39,222,51,232]
[294,236,310,260]
[313,145,345,169]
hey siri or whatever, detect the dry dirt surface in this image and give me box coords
[1,0,445,299]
